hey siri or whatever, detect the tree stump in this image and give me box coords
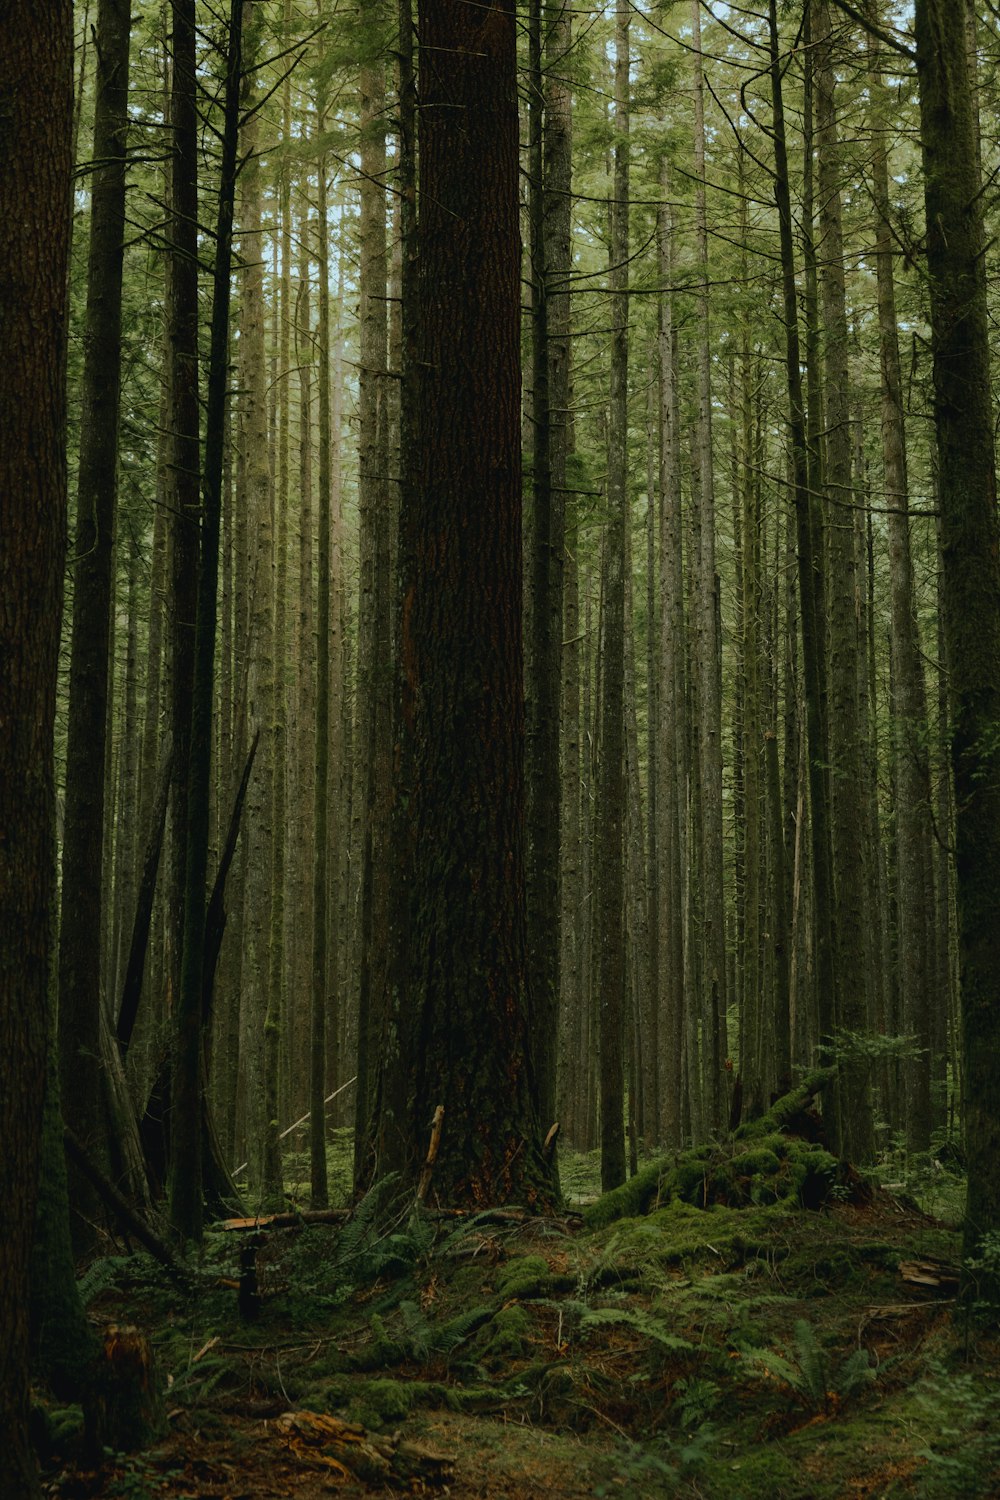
[84,1324,165,1454]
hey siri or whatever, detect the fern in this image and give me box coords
[396,1299,494,1360]
[399,1300,434,1360]
[579,1305,693,1351]
[744,1319,875,1411]
[76,1256,129,1308]
[334,1173,403,1273]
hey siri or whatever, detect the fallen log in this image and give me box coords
[273,1410,454,1489]
[63,1126,190,1285]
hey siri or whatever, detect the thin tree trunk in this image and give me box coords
[238,15,277,1203]
[868,6,936,1149]
[354,18,392,1182]
[169,0,244,1241]
[525,0,563,1143]
[656,157,685,1150]
[58,0,131,1243]
[690,0,727,1128]
[814,0,874,1161]
[595,0,629,1191]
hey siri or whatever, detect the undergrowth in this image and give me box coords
[41,1099,1000,1500]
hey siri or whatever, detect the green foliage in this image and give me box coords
[564,1300,693,1353]
[742,1319,876,1413]
[914,1362,1000,1497]
[673,1375,721,1429]
[479,1304,532,1362]
[76,1256,131,1309]
[496,1253,571,1300]
[963,1229,1000,1318]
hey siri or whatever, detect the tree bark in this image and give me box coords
[656,157,686,1151]
[371,0,554,1205]
[58,0,131,1245]
[354,12,392,1183]
[169,0,244,1244]
[525,0,563,1145]
[915,0,1000,1274]
[690,0,727,1128]
[814,0,874,1161]
[595,0,629,1191]
[0,7,72,1490]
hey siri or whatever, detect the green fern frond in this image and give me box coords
[76,1256,129,1308]
[579,1306,694,1350]
[834,1346,877,1397]
[791,1319,830,1403]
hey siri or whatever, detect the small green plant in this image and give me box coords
[743,1318,875,1413]
[673,1374,720,1429]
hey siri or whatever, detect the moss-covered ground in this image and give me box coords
[36,1134,1000,1499]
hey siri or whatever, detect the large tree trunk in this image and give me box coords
[915,0,1000,1277]
[0,7,72,1491]
[370,0,553,1205]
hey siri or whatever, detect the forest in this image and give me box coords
[2,0,1000,1494]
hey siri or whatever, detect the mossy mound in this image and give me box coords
[496,1253,573,1300]
[585,1071,851,1230]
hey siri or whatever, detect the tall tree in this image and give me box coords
[814,0,874,1161]
[689,0,727,1128]
[595,0,629,1192]
[369,0,553,1205]
[58,0,131,1241]
[867,7,936,1151]
[656,155,686,1149]
[238,6,279,1201]
[166,0,201,1041]
[0,6,72,1490]
[915,0,1000,1276]
[168,0,244,1242]
[525,0,563,1145]
[353,5,392,1180]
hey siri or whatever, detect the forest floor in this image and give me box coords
[37,1134,1000,1500]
